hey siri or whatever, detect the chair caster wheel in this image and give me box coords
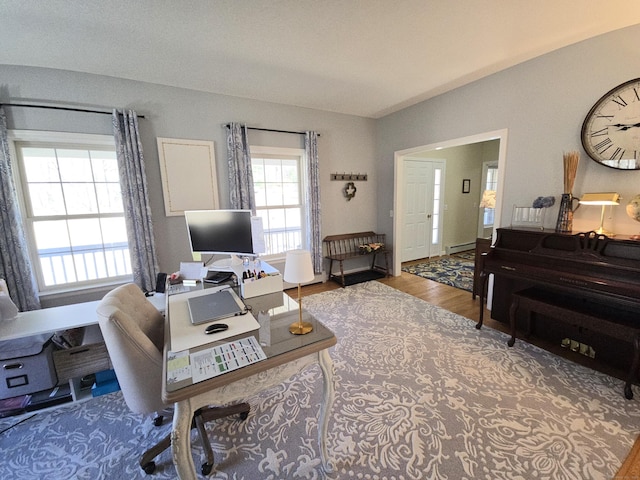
[201,462,213,475]
[142,461,156,474]
[153,415,164,427]
[239,411,249,421]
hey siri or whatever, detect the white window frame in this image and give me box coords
[482,164,498,228]
[8,130,133,294]
[249,145,308,261]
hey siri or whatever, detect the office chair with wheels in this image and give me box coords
[97,283,250,475]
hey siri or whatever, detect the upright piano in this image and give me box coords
[477,228,640,398]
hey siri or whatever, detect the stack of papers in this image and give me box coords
[167,336,266,384]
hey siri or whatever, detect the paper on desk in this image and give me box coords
[167,350,191,383]
[190,336,266,383]
[251,216,266,254]
[180,262,207,280]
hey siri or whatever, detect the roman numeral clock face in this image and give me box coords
[581,78,640,170]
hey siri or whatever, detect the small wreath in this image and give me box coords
[344,182,357,201]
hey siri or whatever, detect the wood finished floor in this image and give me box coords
[285,254,638,474]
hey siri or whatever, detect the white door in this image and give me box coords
[401,159,445,262]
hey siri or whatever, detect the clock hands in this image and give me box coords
[611,122,640,131]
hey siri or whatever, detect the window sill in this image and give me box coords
[38,278,133,308]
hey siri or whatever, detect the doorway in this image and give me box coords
[401,159,445,262]
[393,129,508,276]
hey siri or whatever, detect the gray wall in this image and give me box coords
[1,65,377,303]
[376,24,640,243]
[4,23,640,304]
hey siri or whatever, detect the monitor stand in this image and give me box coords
[210,255,243,272]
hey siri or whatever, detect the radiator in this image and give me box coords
[445,242,475,255]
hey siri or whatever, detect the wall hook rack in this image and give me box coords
[330,173,368,181]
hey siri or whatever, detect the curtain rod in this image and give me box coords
[224,124,319,137]
[1,103,145,119]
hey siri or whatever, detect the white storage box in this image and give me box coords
[233,261,283,299]
[240,273,283,299]
[0,334,58,399]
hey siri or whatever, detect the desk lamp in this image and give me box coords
[579,192,620,236]
[284,249,315,335]
[479,189,496,209]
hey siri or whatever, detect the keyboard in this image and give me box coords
[167,284,190,295]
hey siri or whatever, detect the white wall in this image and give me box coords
[5,24,640,304]
[376,24,640,245]
[1,65,377,304]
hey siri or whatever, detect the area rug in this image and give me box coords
[1,281,639,479]
[402,254,475,291]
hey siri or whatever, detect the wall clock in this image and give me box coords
[581,78,640,170]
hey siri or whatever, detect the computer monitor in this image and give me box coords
[184,210,255,267]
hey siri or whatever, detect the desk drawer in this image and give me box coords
[1,340,57,399]
[53,342,111,383]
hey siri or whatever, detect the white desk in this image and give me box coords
[0,300,108,402]
[163,290,336,479]
[0,292,169,344]
[0,301,101,342]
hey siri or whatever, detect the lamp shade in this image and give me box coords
[479,190,496,209]
[283,249,315,284]
[579,192,620,205]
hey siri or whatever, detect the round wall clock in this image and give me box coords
[581,78,640,170]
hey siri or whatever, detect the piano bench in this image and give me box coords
[508,287,640,400]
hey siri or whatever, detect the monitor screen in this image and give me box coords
[185,210,255,256]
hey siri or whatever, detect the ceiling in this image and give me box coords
[2,1,640,118]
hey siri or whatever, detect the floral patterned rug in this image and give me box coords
[1,281,638,479]
[402,253,475,291]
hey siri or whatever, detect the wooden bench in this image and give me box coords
[323,232,392,287]
[509,287,640,400]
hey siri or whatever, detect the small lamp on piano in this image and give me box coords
[579,192,620,236]
[479,190,496,209]
[284,249,315,335]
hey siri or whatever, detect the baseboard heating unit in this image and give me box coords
[446,242,475,255]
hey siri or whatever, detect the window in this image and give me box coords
[250,146,307,257]
[483,165,498,227]
[431,166,443,244]
[10,131,132,292]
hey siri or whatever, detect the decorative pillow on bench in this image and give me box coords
[359,243,385,254]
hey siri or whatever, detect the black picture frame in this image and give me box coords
[462,179,470,194]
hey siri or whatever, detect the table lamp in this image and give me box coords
[284,249,315,335]
[479,189,496,209]
[579,192,620,236]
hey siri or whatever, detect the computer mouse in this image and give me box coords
[205,323,229,334]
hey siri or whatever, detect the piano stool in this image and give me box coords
[508,287,640,400]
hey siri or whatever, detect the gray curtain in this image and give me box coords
[0,107,41,311]
[226,123,256,211]
[305,131,322,273]
[112,109,158,292]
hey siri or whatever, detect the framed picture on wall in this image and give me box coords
[462,179,470,194]
[157,137,219,216]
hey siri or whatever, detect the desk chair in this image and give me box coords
[97,283,250,475]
